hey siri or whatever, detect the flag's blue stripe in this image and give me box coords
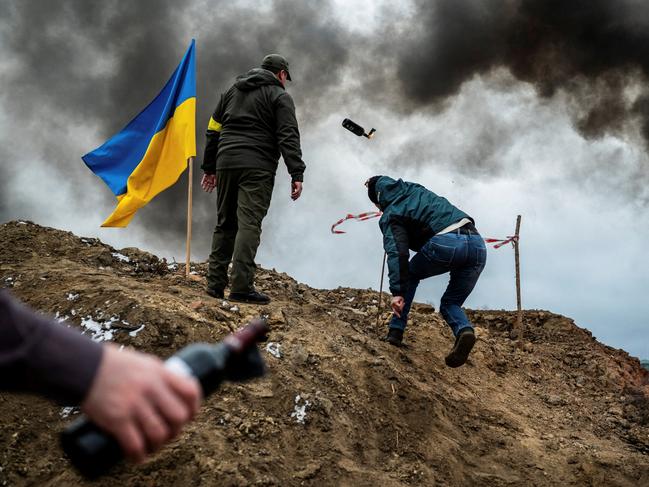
[82,40,196,196]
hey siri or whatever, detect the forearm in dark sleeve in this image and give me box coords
[201,132,220,174]
[201,99,224,174]
[200,117,222,174]
[0,291,103,405]
[382,218,410,296]
[276,94,306,182]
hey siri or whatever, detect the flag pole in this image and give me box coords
[185,157,194,278]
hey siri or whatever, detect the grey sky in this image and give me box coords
[0,0,647,359]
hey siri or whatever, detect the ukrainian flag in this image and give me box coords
[83,40,196,227]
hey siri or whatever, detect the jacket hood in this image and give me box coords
[234,68,284,91]
[373,176,408,210]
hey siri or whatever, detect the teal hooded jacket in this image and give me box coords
[372,176,473,296]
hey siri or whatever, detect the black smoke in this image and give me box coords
[395,0,649,145]
[2,0,649,245]
[0,0,354,248]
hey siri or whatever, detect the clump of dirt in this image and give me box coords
[1,221,648,486]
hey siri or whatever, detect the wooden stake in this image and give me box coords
[513,215,522,339]
[185,157,194,278]
[376,252,387,328]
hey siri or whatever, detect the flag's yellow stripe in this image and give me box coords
[207,117,222,132]
[102,97,196,227]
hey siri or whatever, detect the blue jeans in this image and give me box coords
[389,230,487,337]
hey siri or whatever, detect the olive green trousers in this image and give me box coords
[207,168,274,293]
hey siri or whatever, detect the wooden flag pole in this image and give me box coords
[376,252,387,328]
[185,157,194,278]
[513,215,522,339]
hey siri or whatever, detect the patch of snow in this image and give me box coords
[112,252,130,263]
[265,342,282,359]
[189,271,199,275]
[71,309,76,316]
[60,406,80,418]
[230,305,240,312]
[66,293,79,301]
[129,324,145,337]
[167,263,178,270]
[17,221,27,225]
[290,395,310,424]
[54,311,69,323]
[348,297,355,302]
[80,316,114,342]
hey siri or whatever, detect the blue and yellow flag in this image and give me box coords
[83,40,196,227]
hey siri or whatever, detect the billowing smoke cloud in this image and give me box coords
[394,0,649,146]
[2,0,649,243]
[0,0,354,245]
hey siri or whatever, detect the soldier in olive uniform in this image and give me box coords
[201,54,306,304]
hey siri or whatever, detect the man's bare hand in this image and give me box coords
[291,181,303,201]
[391,296,405,318]
[81,344,201,463]
[201,174,217,193]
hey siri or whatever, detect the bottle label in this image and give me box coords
[165,356,194,378]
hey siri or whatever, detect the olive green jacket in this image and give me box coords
[201,68,306,182]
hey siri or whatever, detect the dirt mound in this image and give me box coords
[1,220,648,486]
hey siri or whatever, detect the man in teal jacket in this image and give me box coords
[366,176,487,367]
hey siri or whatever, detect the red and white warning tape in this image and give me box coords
[483,236,519,249]
[331,211,382,234]
[331,210,520,250]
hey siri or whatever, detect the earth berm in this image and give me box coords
[1,221,647,486]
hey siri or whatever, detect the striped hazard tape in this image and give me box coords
[331,211,382,234]
[484,236,519,249]
[331,211,520,249]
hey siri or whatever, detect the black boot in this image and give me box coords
[386,327,404,346]
[445,328,476,368]
[228,290,270,304]
[206,287,224,299]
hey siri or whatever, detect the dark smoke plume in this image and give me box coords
[395,0,649,145]
[0,0,352,248]
[2,0,649,244]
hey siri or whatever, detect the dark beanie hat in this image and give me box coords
[367,175,381,205]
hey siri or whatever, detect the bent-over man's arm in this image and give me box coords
[380,215,411,297]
